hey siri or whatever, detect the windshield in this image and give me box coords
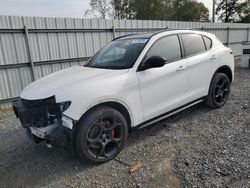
[85,38,148,69]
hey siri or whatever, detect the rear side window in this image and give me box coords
[146,35,181,62]
[203,36,212,50]
[181,34,206,57]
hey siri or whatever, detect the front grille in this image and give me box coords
[13,96,62,128]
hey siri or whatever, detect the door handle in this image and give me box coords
[176,65,186,71]
[210,55,218,59]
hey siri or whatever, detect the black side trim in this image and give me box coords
[133,97,206,130]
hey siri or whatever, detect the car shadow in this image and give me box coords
[0,141,94,187]
[127,103,213,146]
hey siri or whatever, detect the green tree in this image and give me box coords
[173,0,184,21]
[111,0,134,19]
[175,0,210,22]
[216,0,247,23]
[162,0,176,20]
[131,0,165,20]
[239,0,250,23]
[240,14,250,23]
[84,0,111,19]
[112,0,210,22]
[92,0,210,21]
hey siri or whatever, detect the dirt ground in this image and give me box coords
[0,68,249,188]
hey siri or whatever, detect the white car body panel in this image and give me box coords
[21,67,143,126]
[137,58,189,121]
[20,30,234,129]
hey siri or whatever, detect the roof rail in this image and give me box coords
[113,26,170,41]
[113,34,136,41]
[151,26,170,35]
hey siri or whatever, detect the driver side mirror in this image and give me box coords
[139,56,167,71]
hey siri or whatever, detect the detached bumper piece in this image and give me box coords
[30,124,58,139]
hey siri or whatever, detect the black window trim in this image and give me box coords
[202,35,213,51]
[202,36,207,50]
[137,33,183,72]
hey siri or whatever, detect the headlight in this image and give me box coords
[58,101,71,112]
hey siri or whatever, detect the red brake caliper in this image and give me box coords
[105,120,115,138]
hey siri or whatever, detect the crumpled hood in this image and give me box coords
[20,66,128,101]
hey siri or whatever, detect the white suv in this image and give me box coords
[13,30,234,163]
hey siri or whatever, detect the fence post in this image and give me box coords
[247,27,250,42]
[112,26,116,39]
[24,25,36,81]
[227,27,230,47]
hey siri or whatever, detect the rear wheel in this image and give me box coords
[206,73,230,108]
[75,106,128,163]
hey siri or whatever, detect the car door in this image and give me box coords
[180,34,215,101]
[137,34,189,121]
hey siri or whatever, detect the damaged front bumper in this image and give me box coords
[13,96,75,146]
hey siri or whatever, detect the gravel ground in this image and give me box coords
[0,68,249,188]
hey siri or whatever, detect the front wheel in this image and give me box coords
[75,106,128,163]
[206,73,231,108]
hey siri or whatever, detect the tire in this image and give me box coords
[206,73,231,109]
[75,106,128,163]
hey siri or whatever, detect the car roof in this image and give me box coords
[115,29,214,41]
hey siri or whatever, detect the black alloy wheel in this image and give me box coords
[214,75,230,106]
[206,73,231,108]
[75,107,128,163]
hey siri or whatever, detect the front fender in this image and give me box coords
[63,96,136,127]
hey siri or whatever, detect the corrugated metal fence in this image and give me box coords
[0,15,250,105]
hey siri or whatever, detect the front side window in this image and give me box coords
[146,35,181,63]
[86,38,148,69]
[181,34,206,57]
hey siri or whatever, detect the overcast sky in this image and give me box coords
[0,0,212,18]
